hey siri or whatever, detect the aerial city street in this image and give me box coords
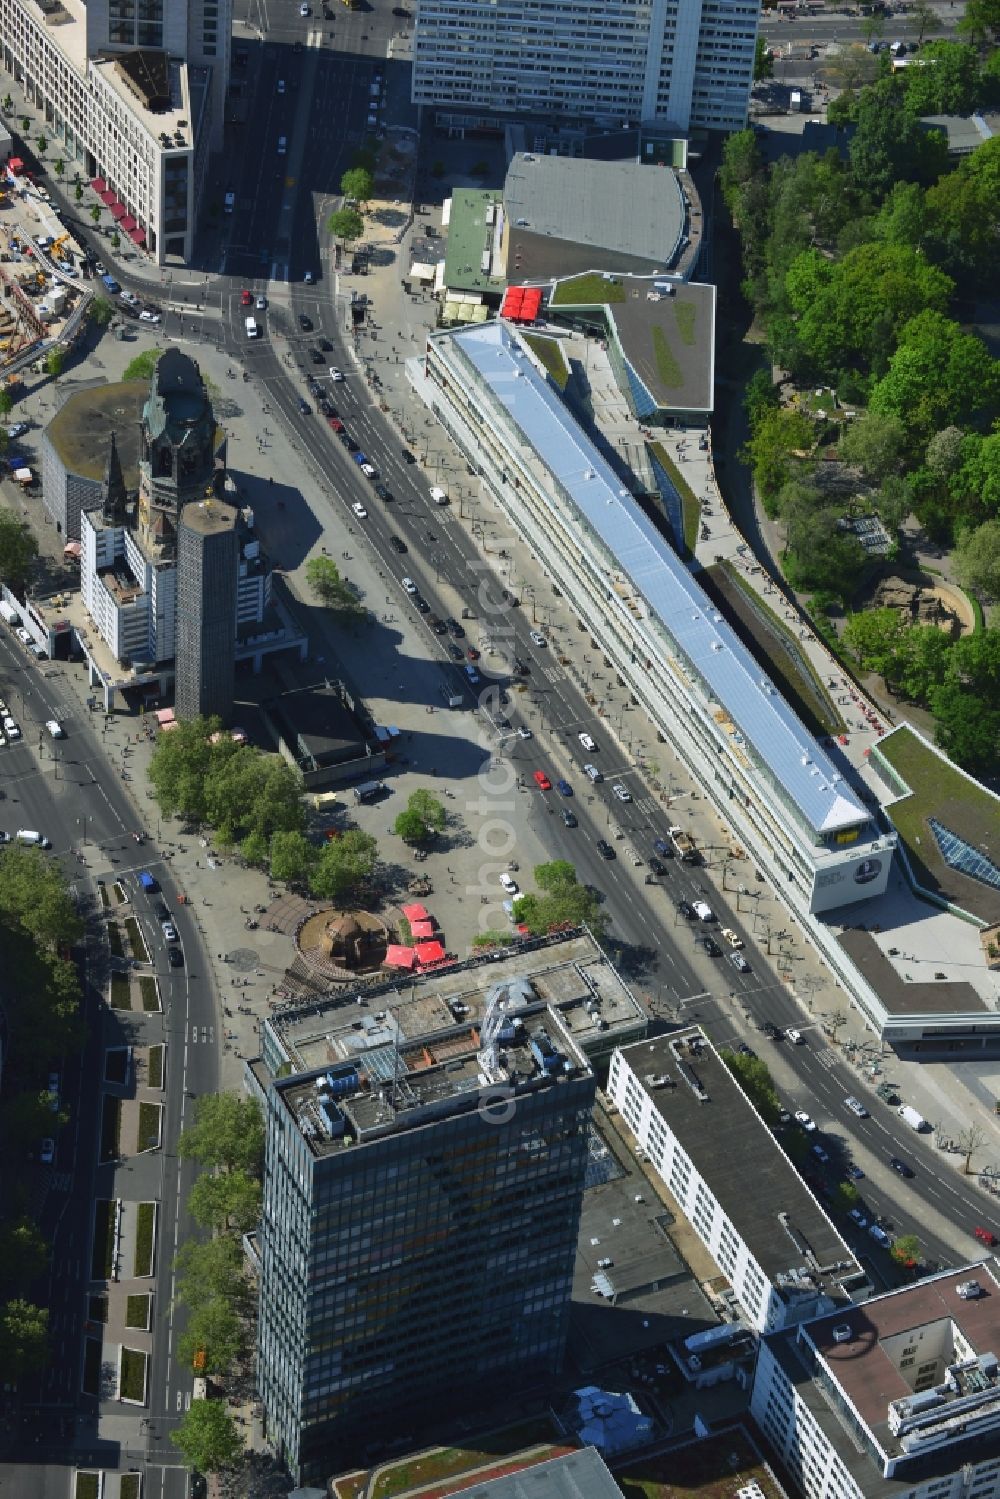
[0,0,999,1497]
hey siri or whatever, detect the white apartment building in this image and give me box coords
[0,0,231,263]
[412,0,758,134]
[751,1263,1000,1499]
[607,1033,870,1335]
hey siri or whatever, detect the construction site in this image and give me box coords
[1,155,92,376]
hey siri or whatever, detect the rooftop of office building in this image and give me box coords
[435,319,869,841]
[264,929,645,1078]
[618,1031,864,1301]
[275,995,591,1156]
[503,154,686,273]
[450,1448,624,1499]
[766,1261,1000,1494]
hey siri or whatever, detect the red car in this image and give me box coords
[240,289,252,306]
[466,647,480,661]
[975,1226,998,1246]
[328,416,344,431]
[533,770,552,790]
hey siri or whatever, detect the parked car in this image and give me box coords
[161,920,178,941]
[499,872,519,895]
[676,900,695,920]
[556,779,573,797]
[389,535,407,553]
[848,1208,868,1228]
[561,809,578,828]
[729,951,751,972]
[811,1143,830,1164]
[795,1111,817,1132]
[889,1156,915,1179]
[844,1095,869,1118]
[446,618,465,638]
[612,782,631,802]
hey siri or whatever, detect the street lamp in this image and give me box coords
[78,816,88,845]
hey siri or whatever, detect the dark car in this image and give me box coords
[889,1156,915,1179]
[762,1020,781,1040]
[189,1473,207,1499]
[447,643,464,661]
[413,596,429,613]
[155,901,171,922]
[737,1042,756,1058]
[310,348,325,364]
[446,618,465,638]
[512,657,529,676]
[389,535,407,553]
[319,337,332,352]
[343,435,358,452]
[677,900,695,919]
[696,935,721,957]
[596,839,615,860]
[401,447,416,463]
[167,947,184,968]
[374,483,390,501]
[653,837,673,859]
[562,809,578,828]
[298,313,312,331]
[318,398,334,417]
[649,857,667,876]
[427,614,447,635]
[297,398,310,414]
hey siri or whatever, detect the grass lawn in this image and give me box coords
[651,325,683,388]
[81,1338,102,1397]
[618,1425,783,1499]
[522,333,569,389]
[800,385,839,417]
[139,976,160,1013]
[109,972,131,1010]
[100,1098,122,1163]
[703,562,844,739]
[133,1202,156,1277]
[119,1347,148,1404]
[874,725,1000,921]
[335,1476,369,1499]
[91,1200,117,1280]
[125,1294,151,1331]
[88,1294,108,1324]
[75,1473,100,1499]
[148,1044,163,1090]
[137,1101,162,1153]
[124,917,149,962]
[121,1476,141,1499]
[674,300,697,346]
[649,440,700,555]
[104,1049,128,1085]
[99,884,110,909]
[107,924,124,959]
[550,272,626,306]
[371,1420,558,1499]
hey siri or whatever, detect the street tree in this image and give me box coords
[148,715,222,823]
[954,519,1000,603]
[74,182,83,202]
[89,203,100,224]
[268,830,315,886]
[87,297,115,327]
[0,1220,49,1299]
[45,349,64,378]
[841,608,909,683]
[305,555,361,613]
[824,43,880,96]
[890,1234,922,1268]
[925,424,967,477]
[834,1181,861,1213]
[175,1236,249,1312]
[909,0,937,43]
[171,1399,243,1473]
[394,808,433,845]
[513,863,607,937]
[0,510,39,590]
[956,1124,987,1175]
[742,407,814,507]
[54,158,64,179]
[204,748,305,848]
[719,1049,781,1126]
[327,208,364,244]
[178,1093,264,1177]
[178,1298,245,1377]
[926,135,1000,286]
[957,0,1000,47]
[0,1299,49,1376]
[753,36,773,81]
[902,41,984,116]
[0,844,83,950]
[36,134,47,155]
[929,679,1000,774]
[310,829,378,902]
[188,1169,261,1235]
[340,166,374,206]
[782,496,867,602]
[407,789,445,834]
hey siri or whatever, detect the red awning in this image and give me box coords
[383,944,417,970]
[415,940,446,965]
[99,189,116,206]
[110,201,128,221]
[128,227,146,246]
[400,903,428,922]
[119,215,137,232]
[90,176,107,193]
[410,919,435,939]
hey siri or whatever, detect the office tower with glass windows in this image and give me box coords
[412,0,759,134]
[255,995,595,1485]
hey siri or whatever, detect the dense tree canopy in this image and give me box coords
[178,1093,264,1177]
[954,520,1000,602]
[0,510,39,591]
[511,862,607,937]
[171,1398,243,1473]
[869,311,1000,443]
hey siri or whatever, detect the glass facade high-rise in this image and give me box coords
[256,1002,595,1485]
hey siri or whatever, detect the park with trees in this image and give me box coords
[720,34,1000,772]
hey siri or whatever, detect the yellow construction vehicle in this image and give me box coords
[50,232,70,259]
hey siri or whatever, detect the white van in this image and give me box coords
[45,719,64,739]
[16,830,52,848]
[430,486,448,506]
[692,900,715,922]
[245,316,260,339]
[277,135,287,155]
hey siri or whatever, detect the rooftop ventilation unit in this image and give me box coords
[958,1280,983,1299]
[831,1324,853,1344]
